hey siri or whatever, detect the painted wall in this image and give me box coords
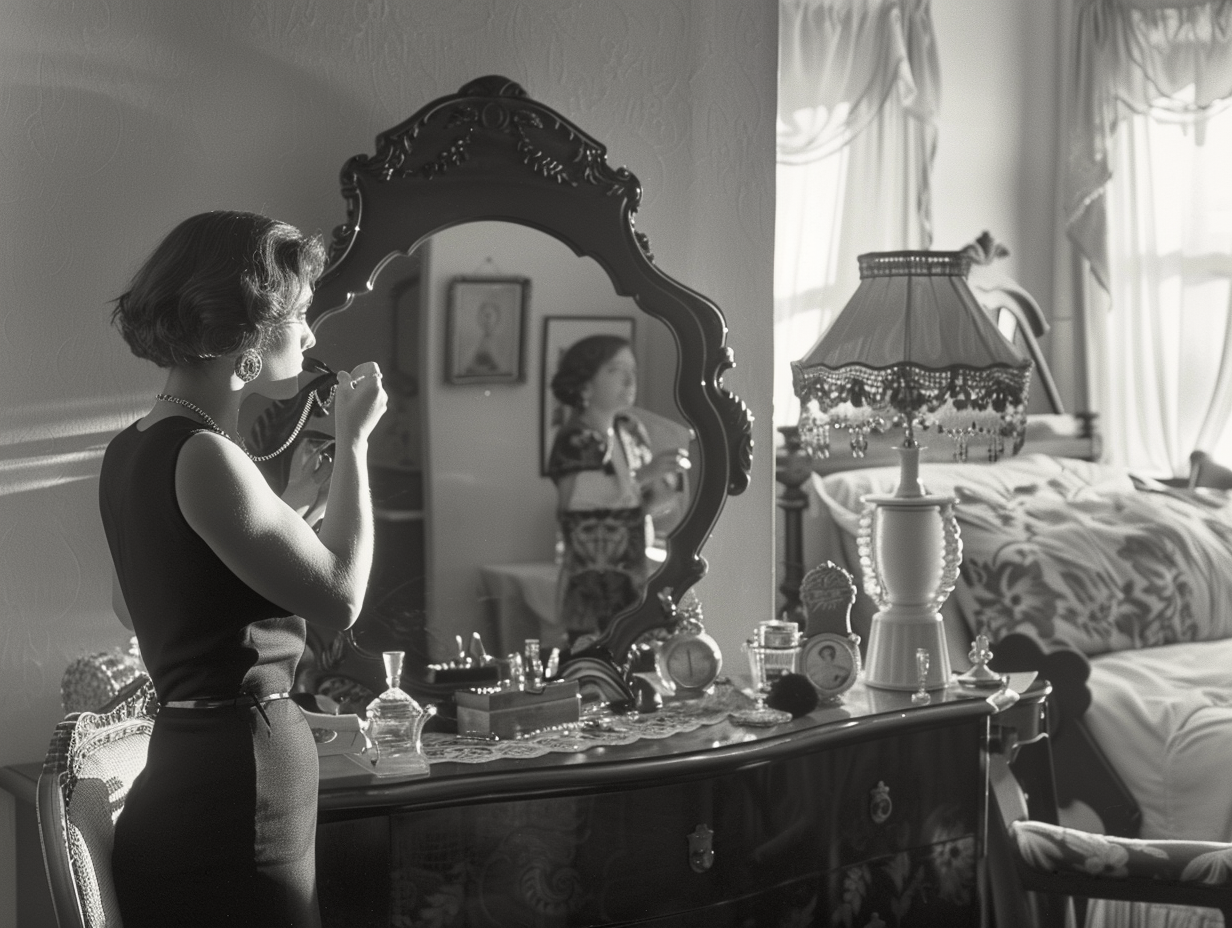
[0,0,776,780]
[931,0,1070,407]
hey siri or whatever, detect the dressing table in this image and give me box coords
[312,679,1040,927]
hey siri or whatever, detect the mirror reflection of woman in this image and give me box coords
[99,211,387,928]
[546,335,689,647]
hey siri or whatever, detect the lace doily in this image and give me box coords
[422,680,749,764]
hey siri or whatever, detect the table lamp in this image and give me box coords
[791,250,1032,690]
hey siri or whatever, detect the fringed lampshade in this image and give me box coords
[791,250,1033,692]
[792,251,1031,463]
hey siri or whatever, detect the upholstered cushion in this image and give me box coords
[1009,819,1232,886]
[67,717,152,928]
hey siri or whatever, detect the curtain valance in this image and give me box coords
[1067,0,1232,288]
[777,0,940,166]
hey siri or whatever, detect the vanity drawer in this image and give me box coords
[826,720,984,870]
[319,716,986,927]
[377,765,829,927]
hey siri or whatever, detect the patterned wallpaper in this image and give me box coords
[0,1,776,767]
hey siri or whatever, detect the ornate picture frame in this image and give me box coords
[801,632,861,701]
[445,276,530,385]
[540,315,636,475]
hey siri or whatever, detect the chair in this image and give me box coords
[991,751,1232,927]
[37,676,156,928]
[1188,450,1232,491]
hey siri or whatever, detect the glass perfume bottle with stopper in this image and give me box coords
[365,650,435,778]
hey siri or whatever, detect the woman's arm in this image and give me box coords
[176,366,386,631]
[637,448,690,512]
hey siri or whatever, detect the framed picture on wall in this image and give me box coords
[445,276,530,385]
[540,315,636,475]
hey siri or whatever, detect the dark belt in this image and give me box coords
[162,692,291,730]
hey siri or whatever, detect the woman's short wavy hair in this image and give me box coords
[111,211,327,368]
[550,334,632,410]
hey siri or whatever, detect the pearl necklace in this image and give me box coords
[157,394,232,441]
[158,390,332,463]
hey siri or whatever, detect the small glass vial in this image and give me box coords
[524,638,544,689]
[364,651,435,778]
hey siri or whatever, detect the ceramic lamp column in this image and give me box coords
[858,451,962,690]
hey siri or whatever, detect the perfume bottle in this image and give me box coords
[364,651,435,778]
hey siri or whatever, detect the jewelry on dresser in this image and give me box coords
[234,349,263,383]
[956,633,1007,689]
[911,648,932,704]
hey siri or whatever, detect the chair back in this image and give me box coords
[36,677,156,928]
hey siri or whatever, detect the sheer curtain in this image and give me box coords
[775,0,939,428]
[1067,0,1232,475]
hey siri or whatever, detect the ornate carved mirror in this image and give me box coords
[283,76,751,705]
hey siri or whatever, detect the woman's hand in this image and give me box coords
[333,361,388,446]
[281,436,334,526]
[639,447,691,487]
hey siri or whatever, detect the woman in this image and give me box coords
[100,211,387,927]
[546,334,688,645]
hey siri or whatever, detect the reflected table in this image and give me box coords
[479,560,565,652]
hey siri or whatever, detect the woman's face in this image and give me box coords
[249,282,316,400]
[583,346,637,415]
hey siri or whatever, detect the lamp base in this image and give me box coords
[862,609,952,691]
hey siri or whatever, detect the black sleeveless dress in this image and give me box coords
[99,416,320,928]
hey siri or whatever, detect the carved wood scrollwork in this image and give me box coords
[310,75,753,687]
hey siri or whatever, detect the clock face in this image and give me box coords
[663,633,722,691]
[801,633,859,699]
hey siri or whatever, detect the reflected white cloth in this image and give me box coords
[479,562,564,652]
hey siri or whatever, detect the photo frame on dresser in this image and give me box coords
[540,315,636,475]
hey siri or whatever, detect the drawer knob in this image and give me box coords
[687,824,714,873]
[869,780,892,824]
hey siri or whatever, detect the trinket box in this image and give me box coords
[455,680,581,739]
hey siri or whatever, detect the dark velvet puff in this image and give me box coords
[767,673,819,718]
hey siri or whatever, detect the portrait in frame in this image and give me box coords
[540,315,636,475]
[446,276,530,385]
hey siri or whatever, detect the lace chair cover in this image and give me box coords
[38,678,156,928]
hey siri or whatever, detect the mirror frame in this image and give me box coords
[310,75,752,673]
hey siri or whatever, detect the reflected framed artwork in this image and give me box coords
[446,276,530,385]
[541,315,636,475]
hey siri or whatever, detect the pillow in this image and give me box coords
[957,482,1232,655]
[816,454,1232,656]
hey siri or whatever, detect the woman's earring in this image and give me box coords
[235,349,263,383]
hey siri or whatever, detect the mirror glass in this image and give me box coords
[309,221,695,666]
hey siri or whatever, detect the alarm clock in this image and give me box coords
[660,626,723,696]
[800,632,860,701]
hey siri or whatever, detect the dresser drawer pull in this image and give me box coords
[869,781,892,824]
[687,824,714,873]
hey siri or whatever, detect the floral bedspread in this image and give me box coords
[956,479,1232,656]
